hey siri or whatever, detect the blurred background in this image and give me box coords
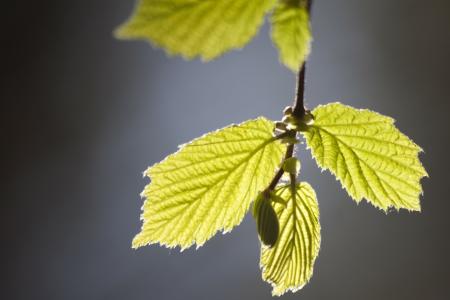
[3,0,450,299]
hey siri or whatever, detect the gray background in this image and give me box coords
[3,0,450,299]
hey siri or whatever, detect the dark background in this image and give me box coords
[3,0,450,299]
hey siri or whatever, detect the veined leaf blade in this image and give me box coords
[260,182,321,296]
[116,0,276,60]
[134,117,286,250]
[271,0,312,72]
[302,102,428,211]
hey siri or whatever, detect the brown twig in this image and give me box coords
[292,64,307,119]
[264,0,313,192]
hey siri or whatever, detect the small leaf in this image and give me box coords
[134,118,286,250]
[260,183,321,296]
[271,0,312,72]
[116,0,277,60]
[302,102,428,211]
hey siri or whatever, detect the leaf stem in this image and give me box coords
[264,0,313,193]
[292,63,307,119]
[266,143,294,191]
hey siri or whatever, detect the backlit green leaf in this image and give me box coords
[302,102,428,211]
[260,182,321,296]
[116,0,276,60]
[271,0,312,72]
[134,118,286,250]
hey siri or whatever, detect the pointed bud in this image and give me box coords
[254,192,279,248]
[282,157,301,174]
[275,121,287,131]
[283,106,293,116]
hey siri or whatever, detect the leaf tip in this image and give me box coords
[113,21,136,41]
[113,26,125,40]
[131,234,144,249]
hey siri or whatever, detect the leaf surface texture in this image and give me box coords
[271,0,312,72]
[134,118,286,249]
[116,0,276,60]
[302,102,427,211]
[261,183,320,296]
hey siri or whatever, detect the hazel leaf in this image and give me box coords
[302,102,428,211]
[134,118,286,250]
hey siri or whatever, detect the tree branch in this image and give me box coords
[292,64,307,118]
[264,0,313,193]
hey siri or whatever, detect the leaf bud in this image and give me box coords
[283,106,293,116]
[254,192,279,248]
[275,121,287,131]
[282,157,301,174]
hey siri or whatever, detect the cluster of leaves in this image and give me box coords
[133,105,426,295]
[116,0,312,72]
[116,0,427,296]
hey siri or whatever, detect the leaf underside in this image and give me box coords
[116,0,277,61]
[271,0,312,72]
[261,183,321,296]
[134,118,286,250]
[302,102,428,212]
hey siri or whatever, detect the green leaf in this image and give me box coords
[134,118,286,250]
[115,0,276,61]
[271,0,312,72]
[302,102,428,212]
[260,182,321,296]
